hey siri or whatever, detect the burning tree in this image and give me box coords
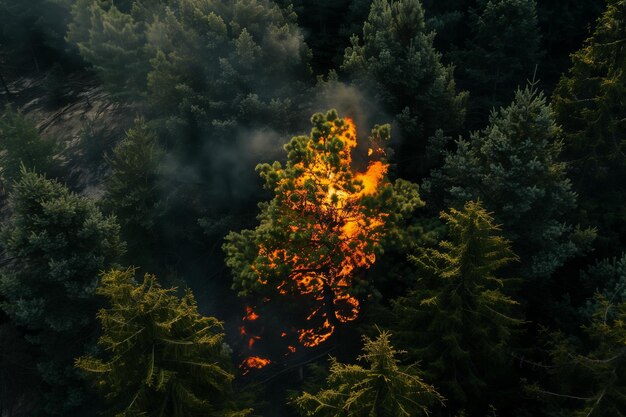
[224,109,422,356]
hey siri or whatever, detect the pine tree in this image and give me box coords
[102,118,165,270]
[67,0,312,137]
[67,0,149,97]
[425,85,593,282]
[0,169,125,416]
[0,106,56,191]
[528,296,626,417]
[293,330,443,417]
[449,0,542,128]
[224,109,423,346]
[391,201,520,415]
[552,0,626,254]
[76,268,250,417]
[342,0,467,180]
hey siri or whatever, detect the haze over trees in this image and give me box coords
[0,0,623,416]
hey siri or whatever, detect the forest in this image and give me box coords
[0,0,624,416]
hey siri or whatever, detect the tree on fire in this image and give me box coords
[293,330,443,417]
[391,201,521,416]
[224,109,423,347]
[76,268,251,417]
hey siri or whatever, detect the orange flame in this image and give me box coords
[240,356,271,375]
[249,116,389,351]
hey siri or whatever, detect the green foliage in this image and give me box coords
[68,0,148,97]
[581,255,626,309]
[528,296,626,417]
[293,330,443,417]
[0,106,56,190]
[449,0,543,127]
[102,118,165,268]
[224,110,423,319]
[0,169,125,416]
[342,0,467,180]
[67,0,312,137]
[391,201,520,415]
[425,85,592,281]
[552,0,626,254]
[76,268,249,417]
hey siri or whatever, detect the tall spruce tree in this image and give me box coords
[0,169,125,416]
[294,330,443,417]
[76,268,250,417]
[425,85,593,282]
[342,0,467,180]
[449,0,542,128]
[391,201,520,416]
[552,0,626,255]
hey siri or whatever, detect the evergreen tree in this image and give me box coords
[552,0,626,255]
[294,330,443,417]
[391,201,520,416]
[342,0,467,180]
[224,110,423,346]
[67,0,312,138]
[449,0,542,128]
[528,296,626,417]
[0,106,56,191]
[76,268,250,417]
[425,85,592,282]
[102,118,166,271]
[0,169,125,416]
[67,0,148,97]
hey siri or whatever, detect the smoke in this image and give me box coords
[310,80,396,169]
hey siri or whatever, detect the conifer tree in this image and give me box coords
[528,296,626,417]
[67,0,148,97]
[0,106,56,190]
[224,110,423,345]
[102,118,165,270]
[391,201,520,415]
[552,0,626,254]
[76,268,250,417]
[342,0,467,180]
[0,169,125,416]
[294,330,443,417]
[67,0,311,137]
[449,0,542,128]
[425,85,592,281]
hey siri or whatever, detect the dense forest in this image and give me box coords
[0,0,625,416]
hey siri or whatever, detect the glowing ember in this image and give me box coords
[240,356,271,375]
[243,306,259,321]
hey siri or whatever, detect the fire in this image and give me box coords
[249,114,390,351]
[243,306,259,321]
[240,356,271,375]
